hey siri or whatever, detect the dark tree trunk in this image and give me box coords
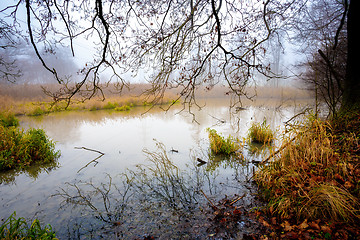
[342,0,360,111]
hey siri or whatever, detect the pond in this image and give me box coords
[0,97,314,239]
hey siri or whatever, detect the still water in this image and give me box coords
[0,98,313,239]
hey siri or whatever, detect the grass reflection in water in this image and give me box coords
[53,141,221,239]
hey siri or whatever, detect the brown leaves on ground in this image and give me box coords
[205,194,271,239]
[252,209,360,239]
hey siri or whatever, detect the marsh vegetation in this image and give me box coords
[1,84,359,239]
[0,92,315,239]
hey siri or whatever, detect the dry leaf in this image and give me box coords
[344,181,354,189]
[298,219,309,230]
[308,221,320,230]
[271,217,277,225]
[281,220,294,232]
[320,225,331,234]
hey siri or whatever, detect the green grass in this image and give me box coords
[0,112,19,128]
[0,212,56,240]
[0,114,60,171]
[103,101,117,110]
[248,120,274,144]
[207,128,242,156]
[114,104,132,111]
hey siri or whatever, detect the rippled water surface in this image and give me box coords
[0,98,313,239]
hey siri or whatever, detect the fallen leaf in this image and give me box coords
[283,231,299,239]
[344,181,354,189]
[308,221,320,230]
[298,219,309,230]
[281,220,294,232]
[270,232,277,238]
[258,216,271,228]
[334,173,344,183]
[320,225,332,234]
[271,217,277,225]
[233,208,241,215]
[269,205,274,214]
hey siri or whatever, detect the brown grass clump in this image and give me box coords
[254,115,360,223]
[248,120,274,145]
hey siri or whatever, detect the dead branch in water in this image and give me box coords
[75,146,105,173]
[74,146,105,155]
[200,190,217,210]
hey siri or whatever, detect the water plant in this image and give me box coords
[0,114,60,171]
[207,128,242,156]
[0,212,56,239]
[248,120,274,144]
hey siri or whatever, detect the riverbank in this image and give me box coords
[253,112,360,239]
[0,83,179,116]
[0,83,311,116]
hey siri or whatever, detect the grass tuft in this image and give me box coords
[254,115,360,223]
[248,120,274,144]
[207,128,242,156]
[0,113,60,171]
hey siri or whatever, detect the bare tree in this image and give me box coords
[294,0,360,114]
[0,0,308,109]
[294,0,347,116]
[0,18,22,83]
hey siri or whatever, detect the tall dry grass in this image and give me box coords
[254,116,360,222]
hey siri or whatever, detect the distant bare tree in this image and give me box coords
[0,18,21,82]
[294,0,359,114]
[294,0,348,116]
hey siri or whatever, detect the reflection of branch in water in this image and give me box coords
[75,146,105,173]
[208,114,226,128]
[53,174,134,225]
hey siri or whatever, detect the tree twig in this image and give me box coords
[75,146,105,155]
[200,190,217,210]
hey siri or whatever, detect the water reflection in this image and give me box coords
[53,141,260,239]
[0,97,314,239]
[0,161,58,185]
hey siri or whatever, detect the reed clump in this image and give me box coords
[248,120,274,144]
[254,115,360,223]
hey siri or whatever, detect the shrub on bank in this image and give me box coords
[0,114,60,171]
[0,112,19,127]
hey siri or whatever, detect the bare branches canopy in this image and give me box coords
[1,0,346,109]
